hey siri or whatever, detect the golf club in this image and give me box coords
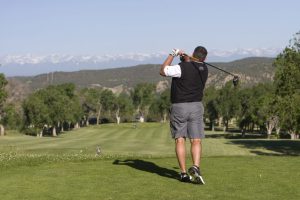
[182,54,240,86]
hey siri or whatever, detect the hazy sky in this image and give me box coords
[1,0,299,56]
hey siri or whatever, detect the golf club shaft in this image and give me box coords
[203,62,236,77]
[184,54,237,77]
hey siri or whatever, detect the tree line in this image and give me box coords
[204,32,300,139]
[0,32,299,139]
[0,81,171,137]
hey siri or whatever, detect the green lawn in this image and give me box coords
[0,123,300,200]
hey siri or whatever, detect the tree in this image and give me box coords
[37,86,64,136]
[274,31,300,139]
[289,31,300,51]
[23,83,83,136]
[216,82,240,131]
[113,93,134,124]
[23,94,50,137]
[236,87,253,135]
[80,88,102,125]
[58,84,83,130]
[148,90,170,122]
[235,83,276,136]
[2,104,22,130]
[157,89,170,123]
[0,74,8,136]
[276,95,300,139]
[100,89,115,123]
[203,86,219,131]
[131,83,155,122]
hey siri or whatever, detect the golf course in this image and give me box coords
[0,123,299,200]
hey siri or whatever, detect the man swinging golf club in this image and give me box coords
[160,46,208,184]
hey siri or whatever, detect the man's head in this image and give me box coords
[193,46,207,62]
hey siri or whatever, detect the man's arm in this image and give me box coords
[160,55,174,76]
[160,49,183,76]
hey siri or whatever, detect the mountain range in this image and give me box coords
[0,48,281,76]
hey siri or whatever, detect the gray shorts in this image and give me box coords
[170,102,205,139]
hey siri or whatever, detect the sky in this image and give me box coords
[1,0,299,57]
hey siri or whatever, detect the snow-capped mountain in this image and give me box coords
[0,48,282,77]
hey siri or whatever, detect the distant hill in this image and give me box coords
[6,57,275,103]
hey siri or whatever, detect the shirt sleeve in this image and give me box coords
[164,64,181,77]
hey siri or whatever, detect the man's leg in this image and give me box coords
[190,138,202,167]
[175,137,186,172]
[188,138,205,184]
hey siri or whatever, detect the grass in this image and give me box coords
[1,123,300,200]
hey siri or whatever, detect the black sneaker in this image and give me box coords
[180,172,191,183]
[188,166,205,184]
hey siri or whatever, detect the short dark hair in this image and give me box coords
[193,46,207,61]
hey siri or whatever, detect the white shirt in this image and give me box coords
[164,64,181,78]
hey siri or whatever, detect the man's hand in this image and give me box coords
[170,49,180,57]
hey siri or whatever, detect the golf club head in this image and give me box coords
[233,76,239,86]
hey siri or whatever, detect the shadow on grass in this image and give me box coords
[205,133,266,139]
[228,140,300,156]
[113,159,178,180]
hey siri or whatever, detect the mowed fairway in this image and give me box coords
[1,123,300,200]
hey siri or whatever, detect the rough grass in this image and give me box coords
[0,123,300,200]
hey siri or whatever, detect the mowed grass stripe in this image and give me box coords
[0,127,100,148]
[26,128,114,149]
[108,124,174,155]
[3,123,299,157]
[96,126,141,154]
[0,127,119,154]
[36,127,130,152]
[95,123,164,155]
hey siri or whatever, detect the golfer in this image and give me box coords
[160,46,208,184]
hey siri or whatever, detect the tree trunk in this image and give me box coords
[251,122,255,132]
[85,115,90,126]
[211,121,215,131]
[96,104,102,125]
[75,122,80,129]
[223,120,228,132]
[139,115,145,123]
[0,124,4,136]
[290,132,297,140]
[37,129,43,137]
[115,107,120,124]
[266,123,273,139]
[267,128,272,139]
[218,117,222,127]
[163,112,167,123]
[241,129,246,138]
[58,121,64,133]
[52,126,57,137]
[266,116,277,139]
[275,127,280,139]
